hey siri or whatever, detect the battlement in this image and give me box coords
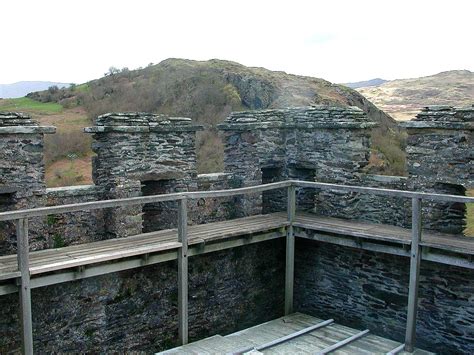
[85,112,203,133]
[219,105,376,130]
[0,105,472,354]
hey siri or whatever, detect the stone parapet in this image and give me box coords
[402,105,473,188]
[402,105,473,234]
[0,112,56,133]
[86,112,201,237]
[85,112,203,133]
[0,112,56,253]
[218,106,377,130]
[220,106,374,216]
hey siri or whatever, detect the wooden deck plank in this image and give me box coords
[29,241,182,275]
[1,212,473,282]
[0,216,284,274]
[159,313,432,354]
[294,212,474,254]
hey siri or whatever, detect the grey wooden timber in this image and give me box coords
[231,318,334,354]
[314,329,370,355]
[1,212,473,294]
[405,198,422,352]
[0,180,471,222]
[178,198,189,345]
[0,214,288,284]
[292,180,473,204]
[16,218,33,355]
[387,344,405,355]
[285,185,296,315]
[0,180,472,354]
[159,312,433,354]
[292,212,474,257]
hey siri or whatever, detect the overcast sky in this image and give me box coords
[1,0,473,84]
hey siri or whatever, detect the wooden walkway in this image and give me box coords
[0,213,288,282]
[1,180,472,354]
[1,212,473,285]
[159,312,432,354]
[292,212,474,256]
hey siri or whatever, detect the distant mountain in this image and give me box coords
[356,70,474,120]
[0,81,70,98]
[343,78,388,89]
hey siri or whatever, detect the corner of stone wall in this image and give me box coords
[0,112,56,254]
[401,105,473,234]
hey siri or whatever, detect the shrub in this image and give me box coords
[44,131,92,166]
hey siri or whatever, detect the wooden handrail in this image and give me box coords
[0,180,471,221]
[2,178,472,354]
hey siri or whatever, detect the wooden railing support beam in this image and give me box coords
[178,198,189,345]
[16,218,33,355]
[285,184,296,315]
[405,198,422,352]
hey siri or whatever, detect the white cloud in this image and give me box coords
[1,0,473,84]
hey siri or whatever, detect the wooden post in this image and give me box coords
[177,198,188,345]
[285,185,296,315]
[405,197,422,352]
[16,218,33,355]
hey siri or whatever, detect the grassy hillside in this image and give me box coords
[357,70,474,120]
[26,58,401,177]
[0,97,63,114]
[0,98,93,187]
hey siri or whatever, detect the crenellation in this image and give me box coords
[0,105,472,353]
[0,112,56,253]
[402,105,473,234]
[219,106,375,215]
[86,112,203,235]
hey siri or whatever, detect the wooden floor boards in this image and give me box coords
[0,211,472,282]
[159,312,433,354]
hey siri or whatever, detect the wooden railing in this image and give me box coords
[0,180,472,354]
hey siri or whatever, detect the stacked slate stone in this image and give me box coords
[0,112,55,254]
[45,185,106,245]
[219,106,376,217]
[402,105,473,234]
[85,112,203,237]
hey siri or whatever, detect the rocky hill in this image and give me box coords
[357,70,473,120]
[26,58,398,174]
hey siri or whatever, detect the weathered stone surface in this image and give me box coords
[0,112,53,254]
[87,112,202,236]
[295,239,474,354]
[0,239,285,353]
[219,106,374,217]
[403,105,473,234]
[45,185,105,246]
[190,173,236,224]
[1,105,473,353]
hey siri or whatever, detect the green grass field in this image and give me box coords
[0,97,63,114]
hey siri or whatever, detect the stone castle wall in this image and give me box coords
[295,239,473,354]
[0,113,55,254]
[218,106,376,216]
[0,105,472,353]
[44,185,105,247]
[402,105,473,234]
[0,239,285,353]
[86,112,203,236]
